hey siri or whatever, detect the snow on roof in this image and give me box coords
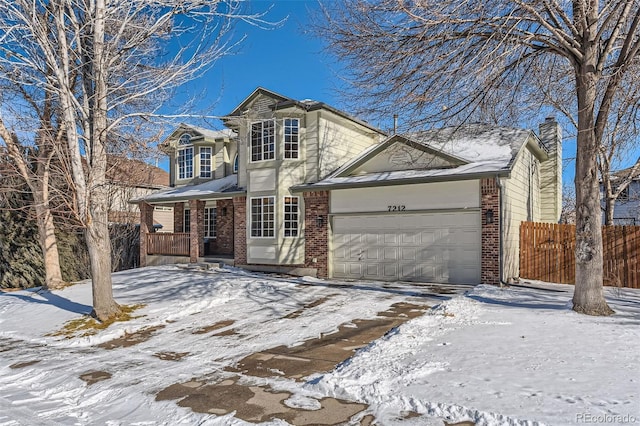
[134,174,240,203]
[183,125,235,140]
[304,124,531,190]
[409,124,530,167]
[307,162,510,189]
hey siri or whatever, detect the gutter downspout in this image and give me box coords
[496,175,507,287]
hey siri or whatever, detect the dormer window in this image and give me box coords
[179,133,192,145]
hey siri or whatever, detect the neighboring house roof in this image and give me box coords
[224,86,385,135]
[132,174,242,204]
[106,155,169,189]
[292,124,539,192]
[609,164,640,182]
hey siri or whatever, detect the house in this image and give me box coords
[133,88,562,285]
[104,155,172,230]
[601,166,640,225]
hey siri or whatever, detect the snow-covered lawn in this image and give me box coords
[0,265,638,425]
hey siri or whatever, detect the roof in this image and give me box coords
[224,87,385,135]
[610,164,640,182]
[104,156,169,189]
[292,124,536,192]
[178,124,235,140]
[131,174,242,204]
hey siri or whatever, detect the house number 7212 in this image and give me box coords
[388,205,406,212]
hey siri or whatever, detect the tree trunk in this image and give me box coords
[573,50,614,315]
[86,202,120,320]
[88,0,120,322]
[33,193,65,290]
[604,197,615,226]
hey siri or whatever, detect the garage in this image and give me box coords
[331,210,481,284]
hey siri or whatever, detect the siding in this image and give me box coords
[317,113,381,179]
[502,147,542,281]
[331,181,480,214]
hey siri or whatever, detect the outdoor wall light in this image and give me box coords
[316,215,325,227]
[486,209,494,224]
[221,207,228,217]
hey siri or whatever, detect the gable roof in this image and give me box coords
[225,87,291,117]
[223,87,385,135]
[92,155,169,189]
[291,124,537,192]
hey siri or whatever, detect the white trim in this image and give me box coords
[283,117,299,160]
[283,196,299,238]
[249,196,275,238]
[199,146,212,178]
[204,207,217,238]
[177,146,194,180]
[250,119,275,162]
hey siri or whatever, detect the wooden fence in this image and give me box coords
[147,232,190,256]
[520,222,640,288]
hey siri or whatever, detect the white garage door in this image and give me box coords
[331,211,481,284]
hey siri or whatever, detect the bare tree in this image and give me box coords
[0,0,271,320]
[0,84,69,290]
[314,0,640,315]
[596,84,640,225]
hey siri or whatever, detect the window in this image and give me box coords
[250,197,275,237]
[284,118,299,159]
[233,153,239,173]
[251,120,275,162]
[179,133,192,145]
[618,186,630,202]
[178,147,193,179]
[200,147,212,178]
[283,196,299,237]
[204,207,216,238]
[183,209,191,233]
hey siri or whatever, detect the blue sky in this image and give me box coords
[161,0,588,186]
[173,1,339,123]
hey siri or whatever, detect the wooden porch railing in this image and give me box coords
[147,232,190,256]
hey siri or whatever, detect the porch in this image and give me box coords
[139,198,235,266]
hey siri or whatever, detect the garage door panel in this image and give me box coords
[332,211,481,284]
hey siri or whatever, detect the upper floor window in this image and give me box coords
[284,118,299,159]
[251,120,275,162]
[200,147,212,178]
[204,207,216,238]
[283,196,299,237]
[250,197,275,237]
[617,185,630,202]
[179,133,192,145]
[178,147,193,180]
[233,153,239,173]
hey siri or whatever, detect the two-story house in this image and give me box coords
[134,87,563,285]
[600,165,640,225]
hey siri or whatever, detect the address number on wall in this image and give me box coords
[388,205,406,212]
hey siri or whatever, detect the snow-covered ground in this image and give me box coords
[0,265,638,425]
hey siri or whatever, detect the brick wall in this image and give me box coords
[303,191,329,278]
[213,199,234,255]
[481,178,500,285]
[233,196,247,265]
[139,202,154,267]
[189,199,204,262]
[174,202,184,233]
